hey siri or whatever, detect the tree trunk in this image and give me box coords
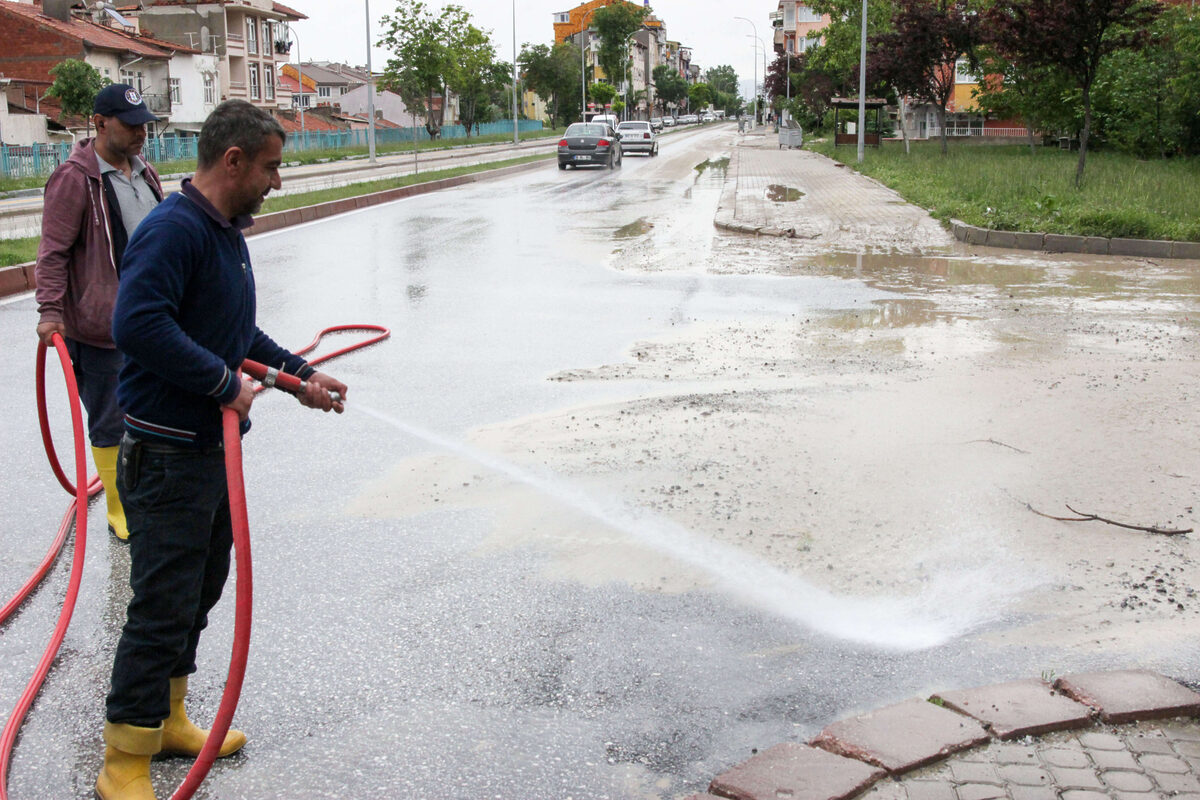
[938,105,948,154]
[898,95,911,155]
[1026,123,1036,156]
[1074,84,1091,188]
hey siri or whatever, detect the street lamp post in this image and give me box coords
[734,16,757,126]
[751,34,769,121]
[365,0,376,163]
[512,0,519,144]
[579,7,598,122]
[857,0,868,163]
[289,27,305,136]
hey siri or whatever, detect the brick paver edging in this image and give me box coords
[0,157,550,300]
[686,670,1200,800]
[949,219,1200,260]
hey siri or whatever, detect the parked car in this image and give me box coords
[616,121,658,157]
[679,114,698,124]
[649,117,664,132]
[661,116,676,127]
[701,113,716,123]
[557,122,623,170]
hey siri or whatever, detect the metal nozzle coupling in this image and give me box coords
[299,381,343,404]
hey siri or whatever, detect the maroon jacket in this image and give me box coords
[35,138,164,348]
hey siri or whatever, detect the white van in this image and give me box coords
[586,113,619,129]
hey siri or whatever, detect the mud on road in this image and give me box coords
[402,228,1200,674]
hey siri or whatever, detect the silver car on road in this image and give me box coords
[616,121,658,157]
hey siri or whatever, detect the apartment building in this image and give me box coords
[126,0,303,111]
[771,0,832,55]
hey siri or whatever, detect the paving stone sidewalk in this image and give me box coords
[685,670,1200,800]
[713,129,955,254]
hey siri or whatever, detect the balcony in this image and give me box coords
[142,93,171,115]
[770,11,783,27]
[225,32,245,56]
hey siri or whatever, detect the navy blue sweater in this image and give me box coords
[113,180,312,448]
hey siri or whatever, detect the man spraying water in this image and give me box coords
[98,100,347,800]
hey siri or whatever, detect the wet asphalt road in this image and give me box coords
[1,126,1093,800]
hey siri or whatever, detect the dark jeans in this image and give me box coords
[63,338,124,447]
[107,434,232,727]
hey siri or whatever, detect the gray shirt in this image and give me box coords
[95,152,159,239]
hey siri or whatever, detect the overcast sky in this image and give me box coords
[282,0,777,99]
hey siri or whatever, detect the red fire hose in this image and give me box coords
[1,324,388,800]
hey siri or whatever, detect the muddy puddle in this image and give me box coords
[766,185,805,202]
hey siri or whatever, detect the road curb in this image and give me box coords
[0,156,551,299]
[686,671,1200,800]
[948,219,1198,260]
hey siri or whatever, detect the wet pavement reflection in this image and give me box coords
[2,128,1199,799]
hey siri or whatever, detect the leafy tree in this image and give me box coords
[806,0,897,78]
[446,24,507,138]
[704,65,739,96]
[519,41,581,126]
[869,0,982,153]
[972,54,1077,154]
[47,59,106,133]
[688,82,712,113]
[589,81,617,111]
[591,2,646,88]
[652,64,688,115]
[1090,6,1200,157]
[379,0,470,139]
[988,0,1161,185]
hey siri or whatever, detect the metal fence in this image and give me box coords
[0,119,543,179]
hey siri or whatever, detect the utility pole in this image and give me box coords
[857,0,867,163]
[512,0,519,144]
[365,0,377,163]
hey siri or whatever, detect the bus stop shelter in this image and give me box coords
[832,97,888,148]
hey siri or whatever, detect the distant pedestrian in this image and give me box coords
[35,83,164,541]
[96,99,347,800]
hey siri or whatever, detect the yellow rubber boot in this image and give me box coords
[91,446,130,541]
[96,721,161,800]
[160,676,246,758]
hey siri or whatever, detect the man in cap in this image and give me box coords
[35,83,164,541]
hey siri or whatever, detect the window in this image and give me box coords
[246,18,258,54]
[318,86,331,98]
[265,68,275,100]
[796,5,824,22]
[263,21,272,54]
[554,12,569,23]
[955,58,977,84]
[249,64,260,99]
[784,4,795,28]
[203,74,215,104]
[120,70,144,91]
[169,77,181,104]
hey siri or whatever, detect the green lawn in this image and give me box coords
[1,154,553,269]
[0,237,38,268]
[807,138,1200,242]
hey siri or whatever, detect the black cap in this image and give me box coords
[93,83,160,125]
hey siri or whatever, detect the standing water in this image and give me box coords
[355,404,1010,651]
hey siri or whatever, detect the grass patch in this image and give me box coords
[806,138,1200,241]
[0,236,39,268]
[259,154,551,214]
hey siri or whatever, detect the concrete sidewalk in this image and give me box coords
[713,128,955,254]
[687,670,1200,800]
